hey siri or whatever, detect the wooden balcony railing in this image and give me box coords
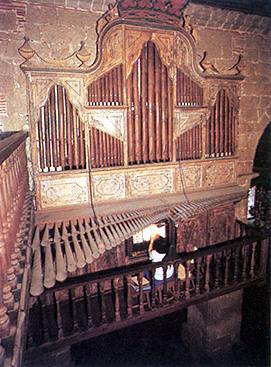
[24,230,269,359]
[0,131,31,339]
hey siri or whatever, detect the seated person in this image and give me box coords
[146,235,174,286]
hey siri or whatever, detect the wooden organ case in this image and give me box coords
[19,0,244,213]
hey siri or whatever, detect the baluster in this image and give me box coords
[214,253,220,288]
[185,261,191,299]
[99,281,107,324]
[126,275,132,318]
[113,277,121,322]
[242,244,249,280]
[2,162,17,289]
[233,247,239,282]
[162,265,168,303]
[85,284,93,328]
[224,249,231,286]
[40,294,50,342]
[195,257,201,295]
[138,272,144,313]
[260,238,269,274]
[204,255,212,293]
[249,242,257,277]
[54,291,63,338]
[71,288,79,332]
[0,249,10,337]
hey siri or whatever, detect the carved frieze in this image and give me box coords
[92,172,126,202]
[127,168,173,197]
[177,165,202,190]
[204,162,235,187]
[88,109,125,140]
[39,176,88,209]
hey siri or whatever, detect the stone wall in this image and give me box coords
[0,0,270,178]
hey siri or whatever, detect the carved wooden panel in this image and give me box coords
[125,29,151,79]
[127,168,174,197]
[176,212,207,253]
[92,172,126,202]
[203,161,235,187]
[207,205,235,245]
[38,174,88,208]
[177,165,202,190]
[88,108,125,140]
[99,26,123,72]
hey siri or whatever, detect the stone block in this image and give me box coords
[26,5,58,26]
[66,0,78,9]
[0,10,17,32]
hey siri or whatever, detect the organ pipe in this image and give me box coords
[176,125,202,161]
[87,65,123,106]
[206,89,236,158]
[176,69,203,106]
[36,85,86,172]
[127,41,173,165]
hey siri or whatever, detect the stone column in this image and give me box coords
[182,290,243,364]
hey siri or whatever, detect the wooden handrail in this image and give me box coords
[0,130,30,338]
[24,230,269,357]
[0,131,28,165]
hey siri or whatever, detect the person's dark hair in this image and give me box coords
[152,236,167,254]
